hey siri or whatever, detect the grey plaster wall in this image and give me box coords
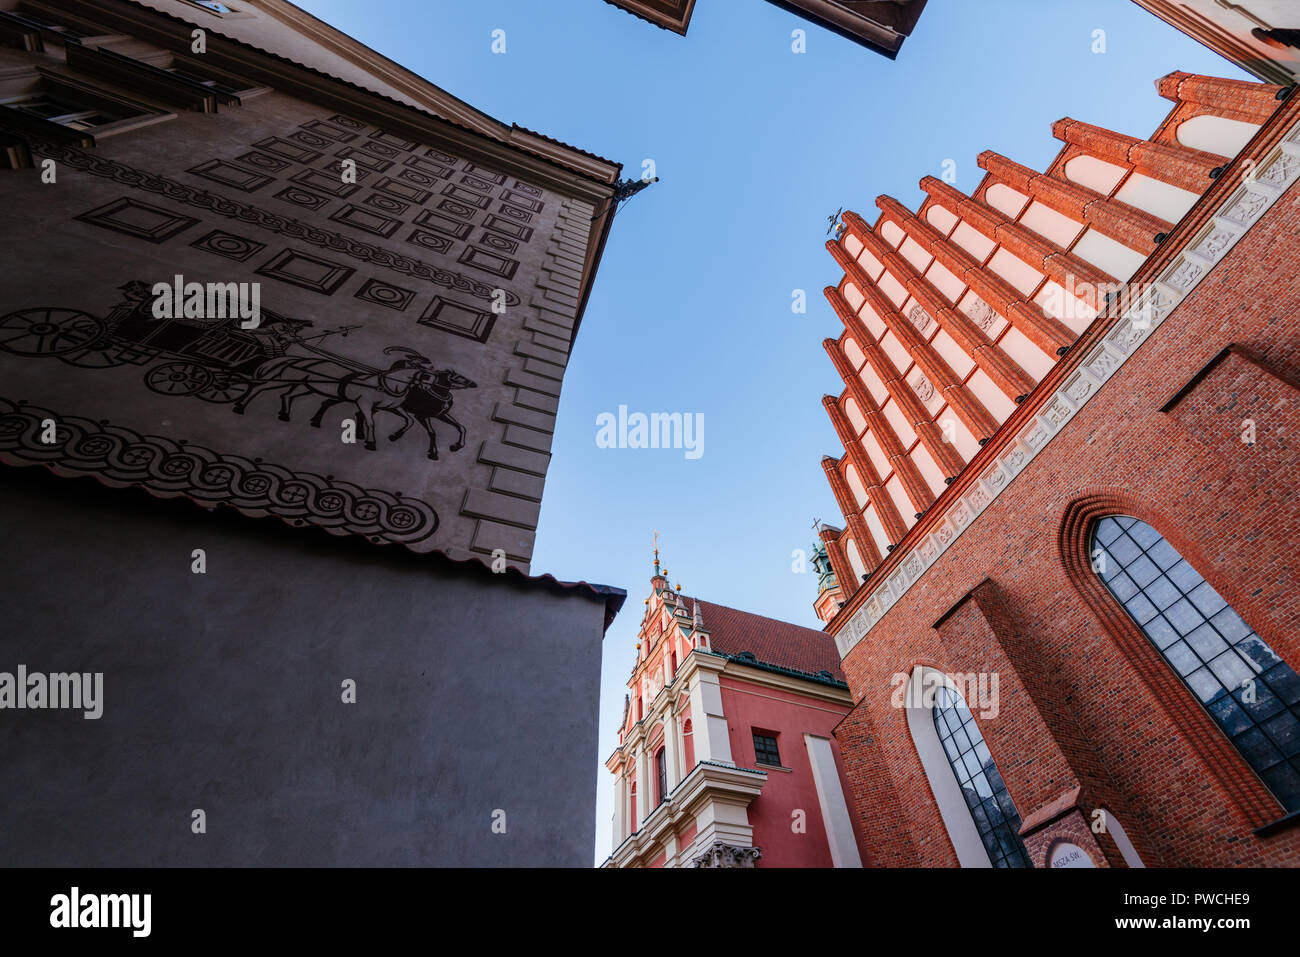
[0,466,607,866]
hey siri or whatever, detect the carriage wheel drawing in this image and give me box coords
[196,372,251,405]
[145,361,214,397]
[64,349,129,369]
[0,308,105,357]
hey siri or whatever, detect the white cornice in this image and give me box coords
[714,655,852,704]
[603,761,766,867]
[721,669,852,709]
[610,648,851,765]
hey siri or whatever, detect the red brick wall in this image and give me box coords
[834,177,1300,867]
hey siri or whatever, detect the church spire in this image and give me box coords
[811,522,845,625]
[650,530,668,592]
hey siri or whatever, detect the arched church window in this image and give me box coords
[656,747,667,807]
[933,685,1031,868]
[1092,516,1300,811]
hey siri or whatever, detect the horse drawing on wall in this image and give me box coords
[381,368,477,460]
[234,333,476,459]
[236,345,429,436]
[0,280,478,461]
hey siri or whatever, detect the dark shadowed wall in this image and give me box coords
[0,466,610,866]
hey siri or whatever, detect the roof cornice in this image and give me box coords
[68,0,621,196]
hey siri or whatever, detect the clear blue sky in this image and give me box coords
[297,0,1248,864]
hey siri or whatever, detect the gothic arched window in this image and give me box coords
[1093,515,1300,812]
[933,685,1031,868]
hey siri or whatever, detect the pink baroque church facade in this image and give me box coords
[603,550,867,867]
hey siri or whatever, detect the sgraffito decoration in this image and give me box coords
[0,283,477,461]
[25,139,519,307]
[0,109,564,556]
[0,397,439,546]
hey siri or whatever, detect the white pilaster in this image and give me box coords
[662,831,680,868]
[688,666,733,766]
[635,746,650,822]
[623,766,633,837]
[663,710,681,791]
[613,771,627,845]
[804,734,863,868]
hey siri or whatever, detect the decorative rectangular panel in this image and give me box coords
[190,229,266,262]
[253,136,321,162]
[188,159,273,193]
[235,151,290,173]
[405,228,454,254]
[373,177,432,204]
[335,146,392,173]
[362,192,409,216]
[405,156,454,178]
[300,119,357,142]
[442,184,492,209]
[415,209,474,239]
[483,215,534,242]
[499,189,543,212]
[419,296,496,343]
[329,203,402,238]
[74,196,199,243]
[274,185,332,211]
[289,168,359,198]
[457,246,518,280]
[256,248,356,295]
[354,278,415,311]
[371,131,417,150]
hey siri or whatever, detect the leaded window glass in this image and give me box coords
[933,685,1031,868]
[1093,516,1300,812]
[753,733,781,768]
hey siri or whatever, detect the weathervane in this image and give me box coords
[826,207,845,238]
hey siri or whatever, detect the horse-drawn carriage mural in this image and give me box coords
[0,281,475,460]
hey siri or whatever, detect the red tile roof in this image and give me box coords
[680,595,845,683]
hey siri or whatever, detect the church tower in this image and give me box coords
[811,529,845,624]
[605,541,866,868]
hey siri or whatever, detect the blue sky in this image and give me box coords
[297,0,1248,863]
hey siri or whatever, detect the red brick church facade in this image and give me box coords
[814,71,1300,867]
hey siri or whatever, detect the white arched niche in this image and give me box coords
[1100,808,1145,868]
[904,666,992,867]
[1175,115,1259,159]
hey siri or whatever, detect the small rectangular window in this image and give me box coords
[178,0,255,22]
[164,67,242,97]
[8,10,88,39]
[753,732,781,767]
[1,92,133,131]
